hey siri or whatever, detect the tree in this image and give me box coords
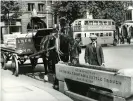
[1,0,21,34]
[52,1,126,26]
[89,1,126,26]
[52,1,87,24]
[1,0,21,21]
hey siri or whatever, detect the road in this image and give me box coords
[79,44,133,69]
[1,43,133,101]
[4,43,133,73]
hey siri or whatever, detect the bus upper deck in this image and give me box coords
[72,19,116,32]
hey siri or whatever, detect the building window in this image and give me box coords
[38,4,44,11]
[126,10,132,20]
[28,3,35,11]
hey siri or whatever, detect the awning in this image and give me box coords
[123,23,133,27]
[122,20,133,27]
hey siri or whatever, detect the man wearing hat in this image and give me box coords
[84,34,105,66]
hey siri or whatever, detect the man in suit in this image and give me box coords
[84,35,105,66]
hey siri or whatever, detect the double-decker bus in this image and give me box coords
[71,19,118,46]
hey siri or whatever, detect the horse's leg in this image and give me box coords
[30,58,37,78]
[42,56,48,82]
[52,59,59,90]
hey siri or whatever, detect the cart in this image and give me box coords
[1,28,55,76]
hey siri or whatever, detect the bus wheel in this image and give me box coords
[113,39,117,46]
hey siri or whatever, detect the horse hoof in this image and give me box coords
[44,75,48,82]
[53,85,59,90]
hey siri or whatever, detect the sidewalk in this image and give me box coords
[117,40,133,46]
[1,68,73,101]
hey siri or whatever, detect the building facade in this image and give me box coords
[121,1,133,38]
[1,0,54,35]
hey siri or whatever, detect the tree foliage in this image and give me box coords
[1,0,21,20]
[53,1,125,26]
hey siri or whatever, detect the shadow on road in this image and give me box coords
[6,64,45,81]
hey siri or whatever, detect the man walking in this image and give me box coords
[84,35,105,66]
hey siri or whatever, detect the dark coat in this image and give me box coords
[70,40,81,58]
[70,39,81,64]
[84,43,104,66]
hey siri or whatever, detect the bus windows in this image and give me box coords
[75,33,81,38]
[100,33,103,37]
[112,22,115,25]
[89,21,93,25]
[85,33,86,37]
[109,32,112,36]
[108,21,111,25]
[95,33,99,37]
[94,21,98,25]
[75,21,78,25]
[90,33,94,35]
[99,21,103,25]
[106,33,108,36]
[104,21,107,25]
[84,21,89,25]
[78,21,81,25]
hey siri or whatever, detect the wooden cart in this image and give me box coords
[1,28,55,76]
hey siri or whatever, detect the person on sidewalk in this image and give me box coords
[127,35,131,44]
[84,35,105,66]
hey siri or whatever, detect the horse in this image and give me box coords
[38,28,72,85]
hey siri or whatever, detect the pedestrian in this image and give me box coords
[70,36,81,65]
[119,35,122,44]
[84,35,105,66]
[127,35,131,44]
[122,35,125,44]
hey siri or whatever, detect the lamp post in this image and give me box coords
[46,0,49,28]
[4,5,10,34]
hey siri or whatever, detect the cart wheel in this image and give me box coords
[1,53,7,70]
[12,55,19,77]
